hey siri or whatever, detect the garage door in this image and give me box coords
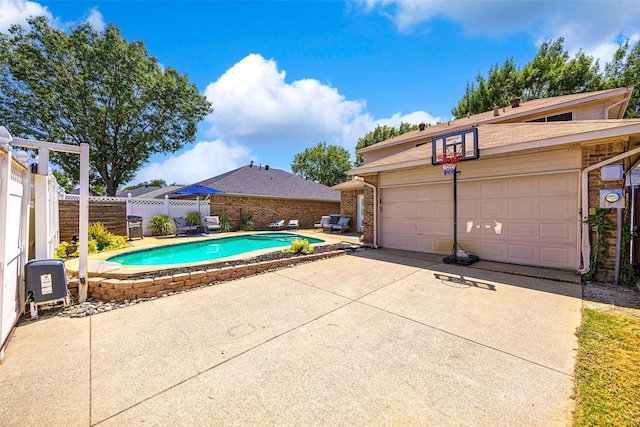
[380,173,579,269]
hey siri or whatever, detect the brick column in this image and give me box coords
[581,141,627,281]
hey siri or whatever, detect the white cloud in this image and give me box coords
[136,54,442,184]
[203,54,366,149]
[358,0,640,64]
[0,0,52,32]
[85,7,105,32]
[134,140,252,185]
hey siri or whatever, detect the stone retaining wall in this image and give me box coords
[71,250,346,301]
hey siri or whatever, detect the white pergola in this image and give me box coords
[0,126,90,302]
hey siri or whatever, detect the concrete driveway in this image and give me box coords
[0,249,582,426]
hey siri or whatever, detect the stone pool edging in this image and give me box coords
[77,249,347,302]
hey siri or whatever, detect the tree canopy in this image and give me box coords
[0,16,213,195]
[291,142,352,187]
[451,38,604,118]
[354,122,419,166]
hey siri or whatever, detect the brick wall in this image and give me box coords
[582,141,627,280]
[362,175,378,246]
[339,189,363,228]
[207,195,340,230]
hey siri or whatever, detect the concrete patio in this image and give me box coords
[0,249,582,426]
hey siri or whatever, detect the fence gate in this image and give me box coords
[0,150,29,354]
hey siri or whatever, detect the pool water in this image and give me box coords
[107,233,324,266]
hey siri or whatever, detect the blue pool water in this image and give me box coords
[107,233,324,266]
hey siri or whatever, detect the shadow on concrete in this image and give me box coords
[434,272,496,291]
[348,247,582,299]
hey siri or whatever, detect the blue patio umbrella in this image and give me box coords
[172,184,225,216]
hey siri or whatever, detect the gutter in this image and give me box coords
[579,145,640,274]
[358,178,379,249]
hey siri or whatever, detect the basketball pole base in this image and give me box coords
[443,254,479,266]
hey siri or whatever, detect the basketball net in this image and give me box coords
[437,152,462,176]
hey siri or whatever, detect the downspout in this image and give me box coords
[360,178,378,249]
[579,145,640,274]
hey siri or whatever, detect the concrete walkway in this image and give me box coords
[0,249,582,426]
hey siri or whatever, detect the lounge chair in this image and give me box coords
[269,219,285,230]
[173,217,198,236]
[331,217,351,233]
[202,215,221,233]
[286,219,299,230]
[314,216,330,232]
[322,214,341,233]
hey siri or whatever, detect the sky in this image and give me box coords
[1,0,640,187]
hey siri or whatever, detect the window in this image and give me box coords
[525,111,573,123]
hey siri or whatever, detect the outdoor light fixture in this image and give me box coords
[0,125,13,145]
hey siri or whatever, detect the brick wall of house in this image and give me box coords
[581,141,627,281]
[362,175,378,246]
[207,195,340,230]
[339,189,363,228]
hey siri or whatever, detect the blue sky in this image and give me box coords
[2,0,639,187]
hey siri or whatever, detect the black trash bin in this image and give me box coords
[127,215,143,240]
[24,259,69,303]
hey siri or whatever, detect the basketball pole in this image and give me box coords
[443,161,478,265]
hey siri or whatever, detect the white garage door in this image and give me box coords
[380,173,579,269]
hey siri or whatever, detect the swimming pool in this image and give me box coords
[107,233,324,266]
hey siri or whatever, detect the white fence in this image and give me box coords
[62,194,210,237]
[0,148,30,354]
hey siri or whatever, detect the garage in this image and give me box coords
[380,171,579,270]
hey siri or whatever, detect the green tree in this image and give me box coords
[451,38,601,118]
[51,169,75,193]
[603,40,640,118]
[354,122,419,166]
[0,16,212,195]
[122,179,167,191]
[291,142,352,187]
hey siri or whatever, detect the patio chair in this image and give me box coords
[286,219,299,230]
[322,214,341,233]
[202,215,221,233]
[331,217,351,233]
[173,217,198,236]
[314,216,330,232]
[269,219,285,230]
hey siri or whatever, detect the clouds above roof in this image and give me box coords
[358,0,640,63]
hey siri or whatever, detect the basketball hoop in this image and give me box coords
[438,153,462,176]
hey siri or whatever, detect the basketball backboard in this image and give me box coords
[431,128,479,165]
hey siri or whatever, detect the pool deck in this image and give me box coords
[65,229,360,277]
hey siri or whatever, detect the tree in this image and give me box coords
[603,40,640,118]
[51,170,75,193]
[0,16,212,195]
[451,38,601,118]
[354,122,419,166]
[291,142,352,187]
[122,179,167,191]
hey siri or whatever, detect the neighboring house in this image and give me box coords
[165,165,340,230]
[348,86,640,279]
[116,185,182,199]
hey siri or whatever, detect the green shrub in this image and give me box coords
[185,211,202,226]
[218,213,231,232]
[282,239,314,255]
[148,214,173,236]
[240,211,254,231]
[88,222,129,251]
[55,240,98,258]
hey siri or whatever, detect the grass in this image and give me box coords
[573,308,640,426]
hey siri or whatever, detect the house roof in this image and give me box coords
[181,165,340,201]
[117,185,182,198]
[350,119,640,175]
[357,87,634,155]
[331,179,365,191]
